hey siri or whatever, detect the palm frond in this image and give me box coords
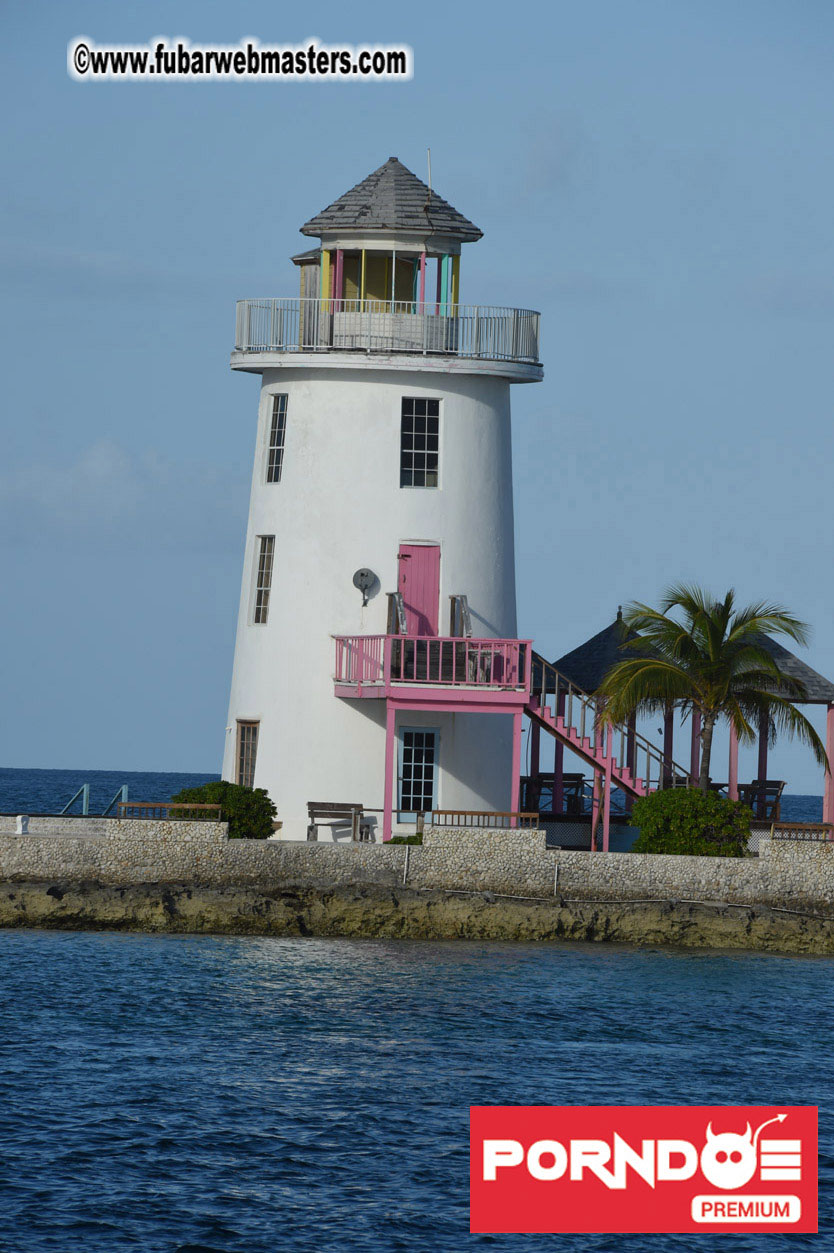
[657,583,719,618]
[759,695,829,770]
[727,602,810,648]
[597,658,700,724]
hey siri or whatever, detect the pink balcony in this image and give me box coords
[334,635,531,698]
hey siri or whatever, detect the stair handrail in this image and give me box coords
[449,594,473,638]
[102,784,128,816]
[530,651,692,791]
[60,783,90,816]
[387,591,408,635]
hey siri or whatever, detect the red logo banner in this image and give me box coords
[470,1105,817,1233]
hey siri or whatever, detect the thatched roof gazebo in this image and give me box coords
[536,609,834,822]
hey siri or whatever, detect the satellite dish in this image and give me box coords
[353,568,377,606]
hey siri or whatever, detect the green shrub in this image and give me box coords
[389,834,423,845]
[168,780,277,840]
[630,788,752,857]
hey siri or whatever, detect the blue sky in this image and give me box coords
[1,1,833,790]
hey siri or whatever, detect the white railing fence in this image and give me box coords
[235,298,541,365]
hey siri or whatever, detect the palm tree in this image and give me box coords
[597,584,828,793]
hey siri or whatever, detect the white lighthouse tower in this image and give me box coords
[222,158,542,840]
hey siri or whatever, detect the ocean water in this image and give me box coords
[0,770,830,1245]
[0,767,221,816]
[0,931,830,1251]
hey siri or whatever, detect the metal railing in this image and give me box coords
[117,802,223,820]
[430,810,539,829]
[102,785,128,817]
[530,651,692,793]
[60,784,90,816]
[59,782,131,816]
[449,594,473,638]
[334,635,531,691]
[235,298,541,365]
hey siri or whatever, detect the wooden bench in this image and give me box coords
[307,802,372,842]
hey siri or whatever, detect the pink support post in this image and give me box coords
[824,703,834,829]
[690,711,701,784]
[756,711,769,819]
[602,728,613,852]
[530,720,540,777]
[510,710,523,823]
[383,703,396,842]
[625,712,636,813]
[591,771,601,852]
[419,251,426,307]
[528,715,541,816]
[383,634,393,694]
[553,689,565,815]
[663,707,674,788]
[728,722,739,801]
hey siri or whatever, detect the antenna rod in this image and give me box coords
[427,147,432,198]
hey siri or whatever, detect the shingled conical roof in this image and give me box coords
[532,610,648,696]
[300,157,483,242]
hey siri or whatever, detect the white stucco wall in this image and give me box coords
[222,363,522,840]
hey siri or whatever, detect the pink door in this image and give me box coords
[397,544,440,636]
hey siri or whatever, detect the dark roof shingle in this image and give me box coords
[300,157,482,242]
[550,611,641,694]
[756,636,834,704]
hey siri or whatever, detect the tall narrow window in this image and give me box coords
[267,394,287,483]
[400,397,439,488]
[398,728,438,819]
[253,535,275,624]
[236,721,259,788]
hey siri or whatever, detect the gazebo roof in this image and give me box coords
[549,608,640,693]
[532,609,642,695]
[537,610,834,704]
[756,636,834,704]
[300,157,483,242]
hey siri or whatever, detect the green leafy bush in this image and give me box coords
[169,780,277,840]
[389,834,423,845]
[630,788,751,857]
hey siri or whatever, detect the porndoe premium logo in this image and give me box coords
[470,1106,817,1234]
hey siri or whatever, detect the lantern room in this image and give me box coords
[292,156,482,311]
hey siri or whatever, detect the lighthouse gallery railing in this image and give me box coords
[235,299,541,365]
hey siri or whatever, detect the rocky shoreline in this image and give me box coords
[1,880,833,954]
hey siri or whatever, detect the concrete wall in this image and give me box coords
[222,364,521,840]
[0,819,833,912]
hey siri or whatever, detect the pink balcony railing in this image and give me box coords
[334,635,387,685]
[334,635,531,691]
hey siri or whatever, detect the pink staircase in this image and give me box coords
[525,650,691,810]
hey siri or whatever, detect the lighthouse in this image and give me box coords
[222,157,542,840]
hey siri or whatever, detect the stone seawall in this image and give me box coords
[0,819,832,952]
[0,819,406,889]
[412,828,834,912]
